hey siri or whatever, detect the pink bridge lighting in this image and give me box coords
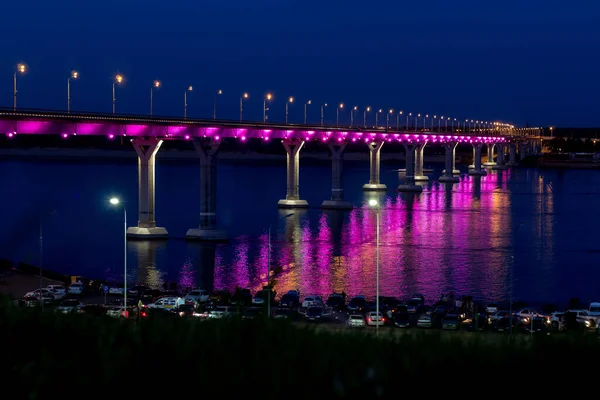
[0,109,509,144]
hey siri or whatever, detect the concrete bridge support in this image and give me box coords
[278,139,309,208]
[438,142,460,183]
[398,143,423,192]
[492,145,507,169]
[414,142,429,182]
[484,143,496,166]
[127,138,168,239]
[362,141,387,191]
[507,143,518,166]
[321,142,353,210]
[468,143,487,176]
[186,139,227,241]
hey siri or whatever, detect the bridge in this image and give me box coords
[0,108,542,241]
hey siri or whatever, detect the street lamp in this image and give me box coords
[387,109,393,130]
[184,86,193,119]
[336,103,344,126]
[286,96,294,124]
[396,110,403,130]
[112,74,123,114]
[416,113,421,131]
[264,93,273,122]
[150,80,161,116]
[13,63,27,110]
[240,92,249,121]
[304,100,311,124]
[368,198,380,336]
[109,197,128,318]
[364,106,371,128]
[407,112,412,130]
[67,69,79,113]
[375,109,383,128]
[320,103,328,126]
[213,89,222,120]
[267,213,295,317]
[351,106,358,127]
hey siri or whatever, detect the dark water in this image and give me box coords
[1,156,599,305]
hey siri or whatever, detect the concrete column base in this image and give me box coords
[362,183,387,191]
[491,165,507,170]
[185,228,228,241]
[126,226,168,239]
[413,176,429,182]
[438,176,460,183]
[483,162,496,166]
[321,200,353,210]
[398,184,423,193]
[468,170,487,176]
[442,169,461,175]
[277,199,309,208]
[506,161,519,166]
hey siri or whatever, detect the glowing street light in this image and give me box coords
[150,80,161,116]
[320,103,328,126]
[182,86,193,119]
[285,96,294,124]
[368,198,381,336]
[375,108,383,128]
[351,106,358,127]
[240,92,249,121]
[13,63,27,110]
[213,89,222,120]
[387,109,393,130]
[67,69,79,113]
[109,197,128,318]
[304,99,311,124]
[397,110,403,130]
[336,103,344,126]
[112,74,124,114]
[364,106,371,128]
[264,93,273,122]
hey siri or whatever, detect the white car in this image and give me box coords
[24,289,54,304]
[55,299,83,314]
[589,302,600,317]
[302,296,323,308]
[566,309,598,329]
[68,283,85,295]
[514,308,541,321]
[147,297,184,310]
[366,311,385,326]
[184,289,210,304]
[108,284,125,295]
[347,314,366,328]
[208,306,235,319]
[46,285,66,300]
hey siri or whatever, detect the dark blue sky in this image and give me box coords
[2,0,599,127]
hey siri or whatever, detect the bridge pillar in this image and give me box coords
[278,139,309,208]
[507,143,518,166]
[127,139,168,239]
[493,144,507,169]
[321,142,353,210]
[519,142,528,160]
[468,143,487,176]
[438,142,460,183]
[398,143,423,192]
[362,141,387,191]
[186,139,227,241]
[484,143,496,166]
[414,142,429,182]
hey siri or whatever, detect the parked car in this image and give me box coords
[416,314,433,328]
[347,314,366,328]
[302,296,323,309]
[68,282,85,295]
[231,288,253,306]
[184,289,210,304]
[365,311,385,327]
[242,307,262,320]
[207,306,236,319]
[147,296,184,310]
[406,297,425,313]
[305,306,330,322]
[55,299,83,314]
[173,304,196,318]
[105,305,138,319]
[588,302,600,317]
[108,283,125,296]
[46,285,67,300]
[24,289,54,304]
[326,294,346,311]
[252,288,276,305]
[485,303,499,313]
[442,314,461,330]
[393,312,412,328]
[347,296,367,312]
[23,295,40,308]
[77,304,107,317]
[280,292,300,308]
[127,285,149,297]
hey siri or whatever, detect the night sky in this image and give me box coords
[1,0,599,127]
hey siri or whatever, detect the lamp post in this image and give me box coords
[336,103,344,126]
[213,89,222,120]
[452,118,456,132]
[351,106,358,127]
[150,80,161,116]
[387,109,393,130]
[267,213,294,317]
[112,74,123,114]
[13,63,26,110]
[320,103,328,126]
[368,198,380,336]
[397,110,403,130]
[304,100,311,124]
[109,197,128,317]
[240,92,249,121]
[375,109,383,128]
[416,113,420,131]
[364,106,371,128]
[67,69,79,113]
[286,96,294,124]
[424,114,428,131]
[433,115,437,131]
[264,93,273,122]
[407,112,411,130]
[184,86,193,119]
